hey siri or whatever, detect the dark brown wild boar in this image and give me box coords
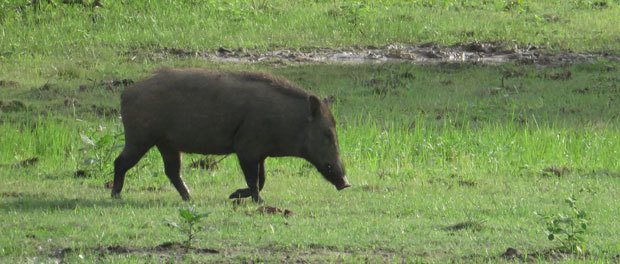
[112,68,351,203]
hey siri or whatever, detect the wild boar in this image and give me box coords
[111,68,351,203]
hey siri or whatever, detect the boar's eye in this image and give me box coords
[325,164,333,173]
[323,131,334,144]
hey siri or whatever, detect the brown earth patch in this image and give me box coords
[0,100,26,112]
[357,184,396,192]
[443,220,485,232]
[90,104,119,117]
[500,247,590,262]
[1,191,24,198]
[542,165,571,177]
[51,243,218,263]
[14,157,39,168]
[256,206,294,217]
[0,80,19,88]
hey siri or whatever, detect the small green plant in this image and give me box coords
[166,205,209,250]
[536,195,589,254]
[78,126,122,178]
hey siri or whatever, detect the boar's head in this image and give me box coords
[302,95,351,191]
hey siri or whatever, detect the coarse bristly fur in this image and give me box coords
[112,68,350,203]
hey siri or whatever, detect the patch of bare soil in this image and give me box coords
[15,157,39,168]
[500,247,589,262]
[77,78,134,93]
[0,80,19,88]
[256,206,295,217]
[0,157,39,168]
[0,100,26,112]
[90,104,119,117]
[541,165,571,177]
[0,191,24,198]
[51,243,218,262]
[104,180,114,189]
[442,220,485,232]
[357,184,396,192]
[73,169,90,178]
[153,241,219,254]
[131,43,620,66]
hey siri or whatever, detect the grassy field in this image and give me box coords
[1,1,620,263]
[2,62,619,262]
[2,0,620,72]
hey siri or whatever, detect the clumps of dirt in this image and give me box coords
[1,192,23,198]
[573,87,592,94]
[73,169,90,178]
[90,104,119,117]
[0,80,19,88]
[0,157,39,168]
[323,95,337,105]
[104,180,114,189]
[50,247,74,260]
[427,174,478,188]
[560,107,581,115]
[154,242,219,254]
[256,206,295,217]
[542,165,571,177]
[461,41,508,53]
[450,174,477,187]
[500,247,588,262]
[501,247,532,261]
[77,78,134,93]
[357,184,395,193]
[545,69,572,80]
[138,43,620,66]
[361,67,414,98]
[0,100,26,112]
[52,244,218,262]
[363,77,401,97]
[10,157,39,168]
[64,97,80,107]
[142,186,164,192]
[582,169,620,178]
[97,245,131,254]
[100,78,134,91]
[443,220,485,232]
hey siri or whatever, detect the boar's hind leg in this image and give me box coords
[229,157,265,203]
[157,144,191,201]
[112,144,151,199]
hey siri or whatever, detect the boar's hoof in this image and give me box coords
[229,188,264,204]
[229,188,254,199]
[252,194,264,204]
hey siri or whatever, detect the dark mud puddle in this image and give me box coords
[135,43,620,65]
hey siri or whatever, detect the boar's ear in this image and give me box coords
[309,95,322,120]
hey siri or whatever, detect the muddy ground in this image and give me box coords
[131,42,620,65]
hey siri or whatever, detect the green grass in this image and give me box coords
[2,0,620,69]
[1,1,620,262]
[1,62,619,262]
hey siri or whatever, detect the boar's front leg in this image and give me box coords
[157,144,191,201]
[229,157,265,203]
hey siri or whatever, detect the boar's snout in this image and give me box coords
[316,160,350,191]
[336,176,351,190]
